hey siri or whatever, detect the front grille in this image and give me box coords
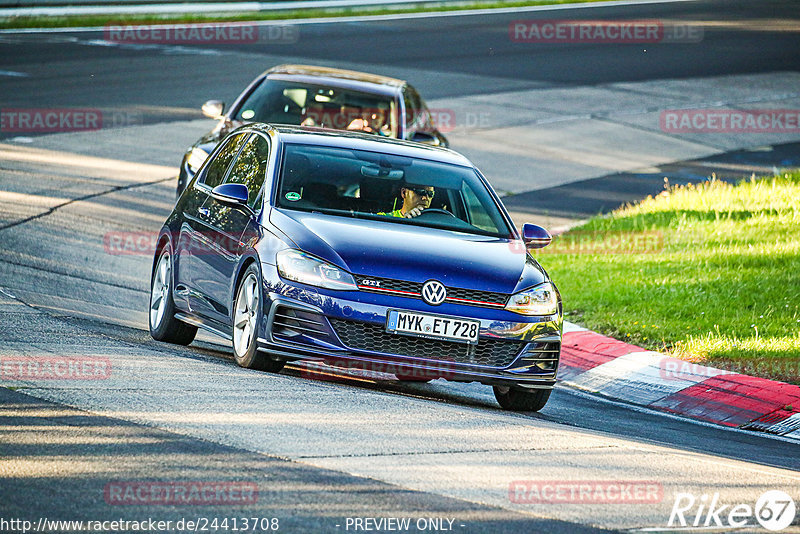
[357,276,420,295]
[355,275,508,308]
[330,319,525,368]
[446,287,507,307]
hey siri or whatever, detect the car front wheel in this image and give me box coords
[493,385,551,412]
[232,265,285,373]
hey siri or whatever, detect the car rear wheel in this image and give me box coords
[232,265,285,373]
[493,385,551,412]
[149,248,197,345]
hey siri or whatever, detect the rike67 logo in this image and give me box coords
[669,491,796,531]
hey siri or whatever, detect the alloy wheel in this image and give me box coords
[150,251,171,330]
[233,272,259,357]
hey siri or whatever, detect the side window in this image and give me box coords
[403,86,433,138]
[462,181,500,233]
[403,87,421,136]
[225,133,270,209]
[201,133,248,189]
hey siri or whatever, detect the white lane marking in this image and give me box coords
[1,1,262,16]
[0,69,28,77]
[0,287,18,299]
[0,0,702,34]
[75,38,223,56]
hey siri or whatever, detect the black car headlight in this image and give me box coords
[186,147,210,172]
[505,283,558,316]
[276,250,357,291]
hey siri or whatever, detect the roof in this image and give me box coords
[245,123,472,167]
[264,64,406,94]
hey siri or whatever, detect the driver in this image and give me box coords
[379,184,435,218]
[347,104,391,137]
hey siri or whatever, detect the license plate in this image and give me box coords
[386,310,480,345]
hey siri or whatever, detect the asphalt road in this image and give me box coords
[1,0,799,532]
[1,0,799,120]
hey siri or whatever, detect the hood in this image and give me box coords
[270,209,547,294]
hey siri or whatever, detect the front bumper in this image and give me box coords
[256,275,562,387]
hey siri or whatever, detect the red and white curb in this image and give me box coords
[559,322,800,440]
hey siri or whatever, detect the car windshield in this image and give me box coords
[234,79,398,138]
[276,143,513,238]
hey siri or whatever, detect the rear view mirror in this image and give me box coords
[410,131,442,146]
[211,183,249,206]
[201,100,225,119]
[360,165,404,179]
[522,223,552,249]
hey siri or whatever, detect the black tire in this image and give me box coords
[493,385,551,412]
[149,247,197,345]
[232,264,285,373]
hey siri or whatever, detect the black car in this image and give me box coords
[176,64,449,197]
[151,124,562,411]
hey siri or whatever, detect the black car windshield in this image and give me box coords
[235,79,398,138]
[276,143,513,238]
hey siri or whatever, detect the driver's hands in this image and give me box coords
[405,207,424,218]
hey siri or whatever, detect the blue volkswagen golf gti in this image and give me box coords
[149,124,562,411]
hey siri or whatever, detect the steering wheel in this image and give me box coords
[415,208,457,219]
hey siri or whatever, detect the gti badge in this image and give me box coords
[360,278,381,287]
[421,280,447,305]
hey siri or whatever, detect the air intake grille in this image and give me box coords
[272,306,334,342]
[506,338,561,376]
[330,319,525,368]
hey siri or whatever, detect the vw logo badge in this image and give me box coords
[421,280,447,306]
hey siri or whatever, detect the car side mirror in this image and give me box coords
[201,100,225,119]
[409,131,442,146]
[522,223,552,249]
[211,183,249,207]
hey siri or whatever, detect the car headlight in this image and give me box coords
[186,147,210,172]
[276,250,357,291]
[505,283,558,316]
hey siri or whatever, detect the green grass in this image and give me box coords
[539,171,800,384]
[0,0,611,29]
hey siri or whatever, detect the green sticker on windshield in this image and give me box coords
[241,109,255,120]
[285,191,301,202]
